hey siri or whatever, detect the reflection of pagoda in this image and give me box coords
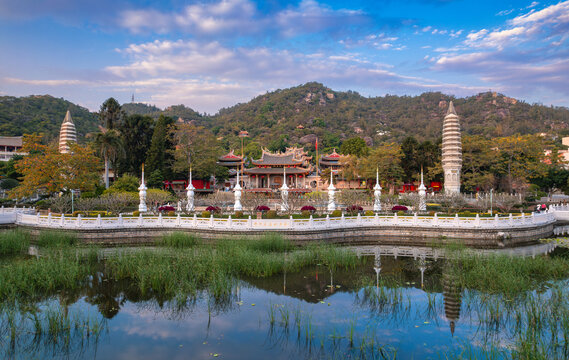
[244,147,312,190]
[442,269,462,336]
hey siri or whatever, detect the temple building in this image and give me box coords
[0,136,26,161]
[441,101,462,193]
[244,147,313,190]
[216,150,243,188]
[58,110,77,154]
[319,149,345,174]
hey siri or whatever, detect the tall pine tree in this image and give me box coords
[145,115,175,186]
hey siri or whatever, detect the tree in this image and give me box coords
[461,135,496,192]
[359,143,404,193]
[105,174,139,193]
[118,114,153,176]
[268,135,290,153]
[12,138,101,197]
[99,97,124,130]
[340,137,369,157]
[170,123,222,180]
[401,136,419,181]
[492,135,548,192]
[93,128,122,189]
[145,115,175,179]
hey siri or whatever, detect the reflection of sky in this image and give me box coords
[76,288,477,359]
[4,267,526,359]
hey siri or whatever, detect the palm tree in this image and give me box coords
[93,128,123,189]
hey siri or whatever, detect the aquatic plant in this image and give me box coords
[0,229,30,255]
[157,232,200,248]
[36,230,77,248]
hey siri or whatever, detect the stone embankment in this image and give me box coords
[0,206,562,249]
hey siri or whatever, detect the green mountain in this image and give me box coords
[2,84,569,151]
[211,82,569,148]
[122,102,204,122]
[0,95,98,142]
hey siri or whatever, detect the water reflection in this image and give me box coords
[442,264,462,336]
[2,243,568,359]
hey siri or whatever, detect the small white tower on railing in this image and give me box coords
[418,167,427,212]
[138,163,147,213]
[186,167,195,212]
[327,171,336,212]
[373,168,382,212]
[234,171,243,211]
[280,167,289,212]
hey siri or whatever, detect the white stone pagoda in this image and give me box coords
[442,101,462,194]
[58,110,77,154]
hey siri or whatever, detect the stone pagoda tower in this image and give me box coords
[58,110,77,154]
[441,101,462,194]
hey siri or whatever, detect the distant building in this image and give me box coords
[442,101,462,194]
[319,149,345,174]
[216,150,243,188]
[543,136,569,168]
[244,147,312,191]
[0,136,26,161]
[58,110,77,154]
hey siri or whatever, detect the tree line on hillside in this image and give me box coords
[0,95,98,141]
[3,90,569,200]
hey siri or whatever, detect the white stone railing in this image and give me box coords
[547,204,569,222]
[14,211,556,231]
[0,206,36,224]
[0,206,35,214]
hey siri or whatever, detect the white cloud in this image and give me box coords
[118,0,368,38]
[3,78,85,86]
[120,0,259,35]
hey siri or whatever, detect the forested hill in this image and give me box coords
[210,82,569,147]
[122,103,204,122]
[0,95,98,142]
[2,84,569,148]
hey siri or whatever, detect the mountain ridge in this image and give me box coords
[2,84,569,148]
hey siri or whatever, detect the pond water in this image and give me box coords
[1,243,568,359]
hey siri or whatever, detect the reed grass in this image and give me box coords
[448,250,569,297]
[157,232,200,248]
[0,229,30,255]
[36,230,77,248]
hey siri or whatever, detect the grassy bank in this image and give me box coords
[0,232,361,304]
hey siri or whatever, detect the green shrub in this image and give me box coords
[35,200,48,210]
[105,174,139,193]
[265,210,277,219]
[300,210,311,218]
[132,210,140,217]
[234,211,244,218]
[331,210,342,217]
[397,210,405,216]
[364,210,374,216]
[458,211,473,217]
[201,210,211,218]
[167,211,175,217]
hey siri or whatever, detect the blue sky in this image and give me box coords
[0,0,568,114]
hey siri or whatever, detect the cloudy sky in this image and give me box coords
[0,0,568,113]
